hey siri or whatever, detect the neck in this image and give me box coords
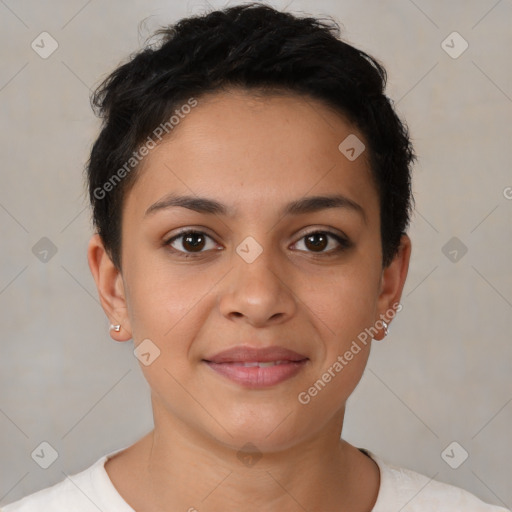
[115,395,380,512]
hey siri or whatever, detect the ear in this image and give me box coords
[87,234,132,342]
[374,233,412,340]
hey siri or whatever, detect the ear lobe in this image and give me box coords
[375,234,412,337]
[87,234,132,341]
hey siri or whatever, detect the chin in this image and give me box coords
[207,410,315,454]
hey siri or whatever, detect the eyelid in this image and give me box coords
[164,228,219,252]
[293,225,349,243]
[289,228,351,254]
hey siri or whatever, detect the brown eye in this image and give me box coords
[304,232,329,252]
[165,230,217,256]
[181,232,206,252]
[293,230,350,255]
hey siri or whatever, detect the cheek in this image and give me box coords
[304,265,380,346]
[121,252,177,335]
[299,347,371,415]
[129,273,203,341]
[123,264,207,394]
[286,265,379,395]
[298,283,376,412]
[123,251,221,364]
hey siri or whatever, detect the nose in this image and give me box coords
[218,242,297,327]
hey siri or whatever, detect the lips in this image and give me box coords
[202,345,309,388]
[203,345,308,364]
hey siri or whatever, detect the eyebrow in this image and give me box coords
[144,193,367,224]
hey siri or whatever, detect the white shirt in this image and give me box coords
[2,447,509,511]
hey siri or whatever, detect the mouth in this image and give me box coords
[218,360,299,367]
[202,358,309,388]
[202,344,309,388]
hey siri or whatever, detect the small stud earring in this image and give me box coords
[382,321,389,337]
[110,324,121,332]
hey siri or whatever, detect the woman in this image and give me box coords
[3,3,508,511]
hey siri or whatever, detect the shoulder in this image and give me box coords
[366,451,510,512]
[1,455,116,512]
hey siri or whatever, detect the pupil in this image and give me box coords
[184,233,205,251]
[306,233,327,252]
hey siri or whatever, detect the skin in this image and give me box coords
[88,88,411,512]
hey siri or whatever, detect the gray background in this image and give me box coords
[1,0,511,508]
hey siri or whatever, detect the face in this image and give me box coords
[89,88,410,453]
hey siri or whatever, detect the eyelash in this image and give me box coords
[163,229,352,258]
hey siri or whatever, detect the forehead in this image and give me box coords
[123,88,379,224]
